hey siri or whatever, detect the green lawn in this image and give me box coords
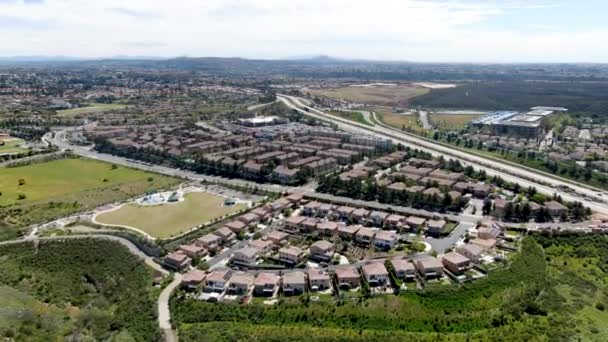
[56,103,127,117]
[0,157,180,238]
[0,137,27,155]
[327,110,372,126]
[95,192,246,238]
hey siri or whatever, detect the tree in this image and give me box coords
[18,178,26,186]
[482,199,492,215]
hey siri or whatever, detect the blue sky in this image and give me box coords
[0,0,607,62]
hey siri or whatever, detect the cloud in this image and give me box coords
[108,7,162,19]
[0,0,606,62]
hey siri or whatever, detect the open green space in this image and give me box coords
[96,192,246,238]
[0,157,180,240]
[56,103,127,117]
[0,137,28,155]
[372,106,425,134]
[172,234,608,341]
[309,84,429,107]
[430,114,482,130]
[411,81,608,117]
[326,110,372,126]
[0,239,160,341]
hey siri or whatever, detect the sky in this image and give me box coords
[1,0,607,63]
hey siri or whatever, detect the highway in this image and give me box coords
[277,94,608,216]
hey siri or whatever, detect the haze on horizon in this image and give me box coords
[1,0,608,63]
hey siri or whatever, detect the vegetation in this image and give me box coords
[374,108,425,134]
[171,234,608,341]
[0,239,161,341]
[0,137,27,155]
[0,157,180,240]
[429,114,482,130]
[327,110,372,126]
[95,192,246,238]
[412,81,608,117]
[308,84,428,107]
[56,102,128,117]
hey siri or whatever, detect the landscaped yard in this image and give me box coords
[0,157,180,240]
[56,102,128,117]
[95,192,247,238]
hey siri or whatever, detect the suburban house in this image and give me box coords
[251,206,272,221]
[338,225,360,239]
[471,238,497,250]
[335,265,361,290]
[362,262,389,287]
[265,230,289,246]
[351,208,370,223]
[426,219,448,236]
[279,246,305,265]
[213,227,236,243]
[238,213,260,226]
[390,258,416,281]
[249,239,273,254]
[163,251,192,271]
[205,269,232,293]
[286,193,304,204]
[284,215,306,233]
[196,233,222,251]
[254,272,280,296]
[270,197,291,212]
[415,257,444,279]
[442,252,472,274]
[181,269,206,290]
[309,240,334,262]
[302,217,318,233]
[282,271,307,296]
[405,216,427,231]
[493,198,508,217]
[355,227,376,245]
[316,221,338,236]
[179,244,206,258]
[336,205,356,220]
[385,214,405,229]
[232,247,258,265]
[318,203,334,217]
[225,220,247,233]
[303,201,321,216]
[370,211,389,227]
[227,272,254,295]
[308,268,331,292]
[455,244,484,263]
[478,226,501,240]
[374,230,399,250]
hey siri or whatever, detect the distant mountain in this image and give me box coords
[0,55,86,63]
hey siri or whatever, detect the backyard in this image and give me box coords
[95,191,247,238]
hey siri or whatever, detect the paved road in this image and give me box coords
[424,222,475,254]
[277,94,608,215]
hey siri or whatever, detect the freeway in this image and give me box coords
[277,94,608,215]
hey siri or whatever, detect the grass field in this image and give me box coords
[430,114,482,130]
[309,84,429,107]
[327,110,372,126]
[95,192,246,238]
[0,137,27,155]
[371,106,425,133]
[0,157,180,238]
[56,103,127,117]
